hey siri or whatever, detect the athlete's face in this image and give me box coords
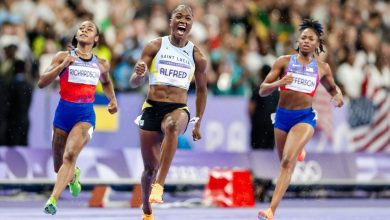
[298,28,319,54]
[76,21,99,46]
[170,7,193,39]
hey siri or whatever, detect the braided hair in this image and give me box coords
[297,18,325,55]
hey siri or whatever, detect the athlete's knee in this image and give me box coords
[280,157,294,170]
[164,120,180,135]
[63,150,77,164]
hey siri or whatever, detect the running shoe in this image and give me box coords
[69,167,82,197]
[258,208,274,220]
[149,183,164,204]
[43,196,57,215]
[297,149,306,162]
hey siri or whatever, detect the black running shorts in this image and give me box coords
[139,99,190,132]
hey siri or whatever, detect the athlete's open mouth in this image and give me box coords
[177,25,186,35]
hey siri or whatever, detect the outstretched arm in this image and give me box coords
[37,51,76,88]
[99,59,118,114]
[320,63,344,107]
[259,56,292,97]
[129,38,161,88]
[192,46,208,141]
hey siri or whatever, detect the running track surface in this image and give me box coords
[1,198,390,220]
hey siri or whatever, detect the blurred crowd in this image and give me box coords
[1,0,390,146]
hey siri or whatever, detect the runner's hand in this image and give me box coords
[135,61,147,76]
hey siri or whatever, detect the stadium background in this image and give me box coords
[0,0,390,219]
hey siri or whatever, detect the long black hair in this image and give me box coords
[297,18,325,55]
[70,21,100,49]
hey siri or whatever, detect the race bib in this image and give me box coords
[68,66,100,85]
[157,60,192,88]
[285,72,316,93]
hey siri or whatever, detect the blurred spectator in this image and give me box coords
[248,65,278,149]
[336,46,363,99]
[1,0,389,96]
[38,38,58,78]
[6,60,33,146]
[113,35,143,92]
[0,43,18,83]
[0,66,8,145]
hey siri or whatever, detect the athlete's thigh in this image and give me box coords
[65,122,93,155]
[52,127,68,172]
[161,109,189,135]
[140,129,163,167]
[283,123,314,159]
[274,128,288,160]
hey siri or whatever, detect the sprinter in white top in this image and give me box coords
[148,36,195,90]
[129,4,208,220]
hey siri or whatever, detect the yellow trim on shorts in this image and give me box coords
[141,101,153,111]
[179,106,189,111]
[141,101,189,112]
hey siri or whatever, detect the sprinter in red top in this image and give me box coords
[38,20,117,215]
[58,49,102,103]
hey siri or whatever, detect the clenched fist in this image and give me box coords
[135,61,147,76]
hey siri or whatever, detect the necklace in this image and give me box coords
[75,48,93,57]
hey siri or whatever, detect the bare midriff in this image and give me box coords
[147,85,188,104]
[278,90,313,109]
